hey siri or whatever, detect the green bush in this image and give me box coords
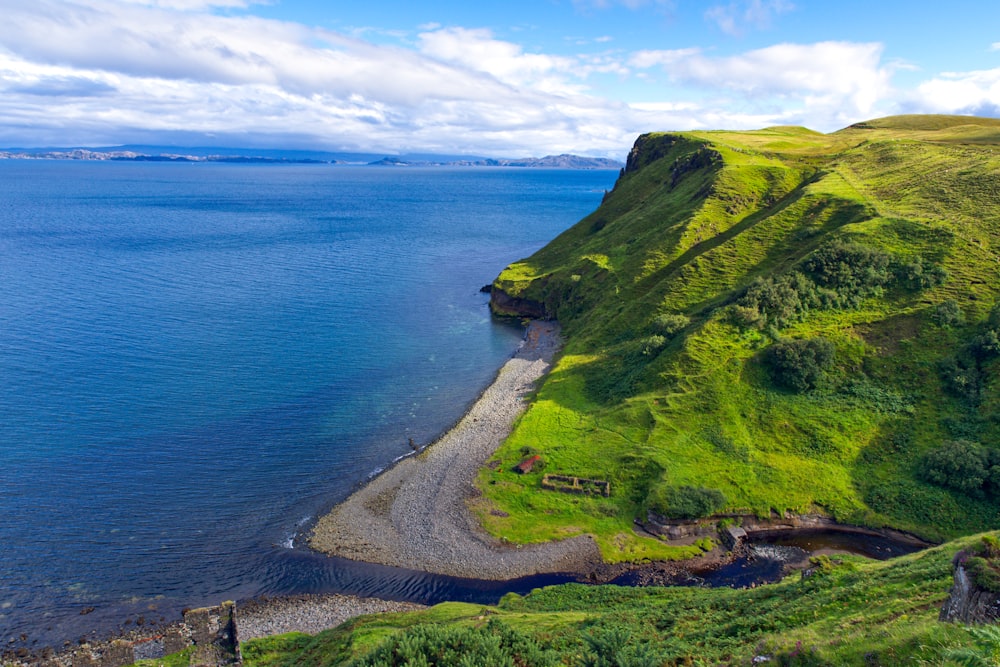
[734,244,946,331]
[939,356,983,404]
[932,300,965,327]
[640,334,667,356]
[580,624,665,667]
[734,273,815,329]
[348,619,559,667]
[892,256,947,290]
[970,329,1000,361]
[918,439,989,498]
[764,338,836,392]
[801,241,893,301]
[961,536,1000,593]
[651,312,690,336]
[646,484,727,520]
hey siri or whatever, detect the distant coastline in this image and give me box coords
[0,147,624,169]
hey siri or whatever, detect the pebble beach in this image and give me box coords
[309,320,602,579]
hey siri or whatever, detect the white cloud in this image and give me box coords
[630,41,891,124]
[914,68,1000,115]
[629,48,700,69]
[0,0,904,155]
[705,0,794,36]
[118,0,262,9]
[573,0,675,10]
[417,27,579,93]
[0,2,641,155]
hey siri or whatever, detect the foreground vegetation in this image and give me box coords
[481,115,1000,561]
[239,533,993,665]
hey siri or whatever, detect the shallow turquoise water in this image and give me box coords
[0,161,616,644]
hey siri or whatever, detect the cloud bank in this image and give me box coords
[0,0,993,156]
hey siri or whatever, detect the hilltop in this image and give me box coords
[484,114,1000,562]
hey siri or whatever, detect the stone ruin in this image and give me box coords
[6,602,241,667]
[540,474,610,497]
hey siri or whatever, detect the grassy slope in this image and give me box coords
[240,532,990,666]
[478,116,1000,561]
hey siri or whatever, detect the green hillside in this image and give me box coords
[482,115,1000,561]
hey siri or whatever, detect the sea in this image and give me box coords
[0,160,618,646]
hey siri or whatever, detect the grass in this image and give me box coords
[486,115,1000,558]
[236,532,997,665]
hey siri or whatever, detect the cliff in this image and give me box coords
[485,115,1000,562]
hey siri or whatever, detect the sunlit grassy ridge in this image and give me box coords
[240,533,992,665]
[483,115,1000,560]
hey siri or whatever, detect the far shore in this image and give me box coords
[309,320,604,580]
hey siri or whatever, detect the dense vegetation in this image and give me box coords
[481,115,1000,562]
[238,533,995,665]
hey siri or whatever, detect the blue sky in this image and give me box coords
[1,0,999,157]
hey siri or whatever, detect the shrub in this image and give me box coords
[349,619,559,667]
[646,484,727,520]
[640,335,667,356]
[802,241,893,299]
[764,338,836,392]
[970,329,1000,361]
[959,536,1000,593]
[651,312,690,336]
[939,356,983,404]
[734,273,815,329]
[932,300,965,327]
[918,439,988,498]
[893,256,947,290]
[734,243,946,331]
[580,624,665,667]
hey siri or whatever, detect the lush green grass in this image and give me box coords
[485,115,1000,557]
[238,533,997,666]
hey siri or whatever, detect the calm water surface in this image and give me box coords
[0,161,617,645]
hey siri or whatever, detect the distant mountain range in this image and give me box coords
[0,145,623,169]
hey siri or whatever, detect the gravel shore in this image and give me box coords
[309,320,602,579]
[238,594,426,641]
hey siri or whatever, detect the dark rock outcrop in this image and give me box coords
[489,286,548,319]
[6,603,242,667]
[941,558,1000,624]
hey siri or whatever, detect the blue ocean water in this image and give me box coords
[0,161,616,645]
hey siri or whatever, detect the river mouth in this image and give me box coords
[609,528,925,590]
[13,528,926,652]
[696,528,925,589]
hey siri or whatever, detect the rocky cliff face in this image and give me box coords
[488,286,548,319]
[941,559,1000,624]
